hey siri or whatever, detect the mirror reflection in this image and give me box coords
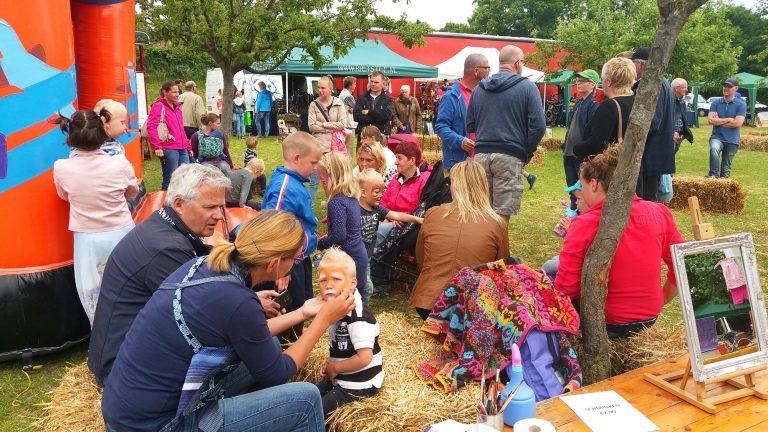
[684,247,757,362]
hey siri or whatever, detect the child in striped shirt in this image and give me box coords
[316,247,382,419]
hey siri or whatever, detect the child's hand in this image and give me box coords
[155,149,164,158]
[391,220,404,229]
[320,362,328,378]
[556,217,572,234]
[415,217,424,224]
[188,150,194,158]
[324,359,339,381]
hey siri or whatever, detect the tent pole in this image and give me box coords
[285,72,289,114]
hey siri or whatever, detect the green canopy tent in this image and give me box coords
[735,72,768,126]
[252,39,438,78]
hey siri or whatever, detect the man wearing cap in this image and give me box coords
[707,78,746,178]
[671,78,693,153]
[467,45,545,221]
[435,53,491,171]
[178,80,205,140]
[631,47,676,202]
[562,69,600,211]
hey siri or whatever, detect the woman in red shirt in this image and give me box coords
[554,145,685,338]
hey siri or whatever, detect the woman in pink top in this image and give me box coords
[146,80,192,190]
[53,108,139,326]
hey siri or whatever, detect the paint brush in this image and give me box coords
[498,379,525,413]
[480,365,486,408]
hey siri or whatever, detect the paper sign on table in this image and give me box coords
[560,390,658,432]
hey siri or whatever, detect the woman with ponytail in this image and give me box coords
[53,109,138,326]
[102,210,356,432]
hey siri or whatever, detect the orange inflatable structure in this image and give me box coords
[0,0,142,360]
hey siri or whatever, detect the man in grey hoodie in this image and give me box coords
[466,45,545,221]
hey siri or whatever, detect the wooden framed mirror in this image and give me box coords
[645,233,768,412]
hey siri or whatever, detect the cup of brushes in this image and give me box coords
[476,343,536,430]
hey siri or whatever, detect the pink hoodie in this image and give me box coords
[146,98,190,151]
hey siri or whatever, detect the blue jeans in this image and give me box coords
[218,381,324,432]
[309,171,320,204]
[256,111,270,137]
[709,138,738,178]
[161,149,190,190]
[233,113,245,136]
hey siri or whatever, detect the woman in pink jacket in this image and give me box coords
[146,80,192,190]
[53,108,139,325]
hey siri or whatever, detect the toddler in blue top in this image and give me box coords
[316,151,368,302]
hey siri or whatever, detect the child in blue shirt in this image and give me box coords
[262,132,322,335]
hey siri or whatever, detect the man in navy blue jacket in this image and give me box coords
[435,53,490,171]
[562,69,600,210]
[466,45,545,220]
[88,164,229,386]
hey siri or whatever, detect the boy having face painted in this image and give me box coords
[316,247,383,419]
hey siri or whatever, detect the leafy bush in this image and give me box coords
[684,251,730,308]
[144,45,216,84]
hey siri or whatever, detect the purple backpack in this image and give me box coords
[517,328,581,401]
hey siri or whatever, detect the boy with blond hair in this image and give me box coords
[357,169,423,300]
[262,132,322,339]
[317,247,382,418]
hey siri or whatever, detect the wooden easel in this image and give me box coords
[644,196,767,412]
[688,196,713,241]
[644,353,768,413]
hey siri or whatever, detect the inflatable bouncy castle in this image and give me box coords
[0,0,142,360]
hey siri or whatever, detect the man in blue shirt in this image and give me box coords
[708,78,747,178]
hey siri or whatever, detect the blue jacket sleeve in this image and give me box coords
[526,85,546,154]
[435,94,466,155]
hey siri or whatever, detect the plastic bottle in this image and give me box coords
[499,343,537,427]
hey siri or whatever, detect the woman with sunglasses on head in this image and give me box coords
[102,211,355,432]
[554,146,685,338]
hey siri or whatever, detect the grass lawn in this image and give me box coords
[3,119,768,431]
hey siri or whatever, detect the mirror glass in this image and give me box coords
[672,233,768,381]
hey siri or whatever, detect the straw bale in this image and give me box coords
[740,135,768,152]
[528,146,546,167]
[415,134,442,153]
[295,311,479,432]
[422,149,443,165]
[34,363,104,432]
[666,176,746,214]
[746,129,768,137]
[609,324,687,375]
[539,137,563,152]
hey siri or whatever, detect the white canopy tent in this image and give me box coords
[432,46,545,82]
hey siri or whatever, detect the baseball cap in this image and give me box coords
[565,181,582,193]
[576,69,601,84]
[722,78,739,87]
[631,47,651,61]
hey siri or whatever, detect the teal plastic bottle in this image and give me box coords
[499,343,537,427]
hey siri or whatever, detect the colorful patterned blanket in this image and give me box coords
[414,260,582,393]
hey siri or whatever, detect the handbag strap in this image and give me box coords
[160,104,166,124]
[612,98,623,145]
[313,100,330,122]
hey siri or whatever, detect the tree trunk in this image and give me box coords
[220,64,235,138]
[580,0,708,384]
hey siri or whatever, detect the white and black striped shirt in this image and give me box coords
[328,293,383,390]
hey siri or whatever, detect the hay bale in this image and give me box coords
[746,129,768,137]
[415,134,442,153]
[539,137,563,152]
[528,146,546,167]
[295,311,478,432]
[740,135,768,152]
[667,176,746,214]
[35,363,104,432]
[609,324,687,376]
[422,149,443,165]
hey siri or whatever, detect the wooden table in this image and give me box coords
[504,355,768,431]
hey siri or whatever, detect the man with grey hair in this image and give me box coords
[435,53,491,171]
[178,80,205,139]
[466,45,545,220]
[671,77,693,153]
[88,164,277,385]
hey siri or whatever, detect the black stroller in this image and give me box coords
[370,159,452,290]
